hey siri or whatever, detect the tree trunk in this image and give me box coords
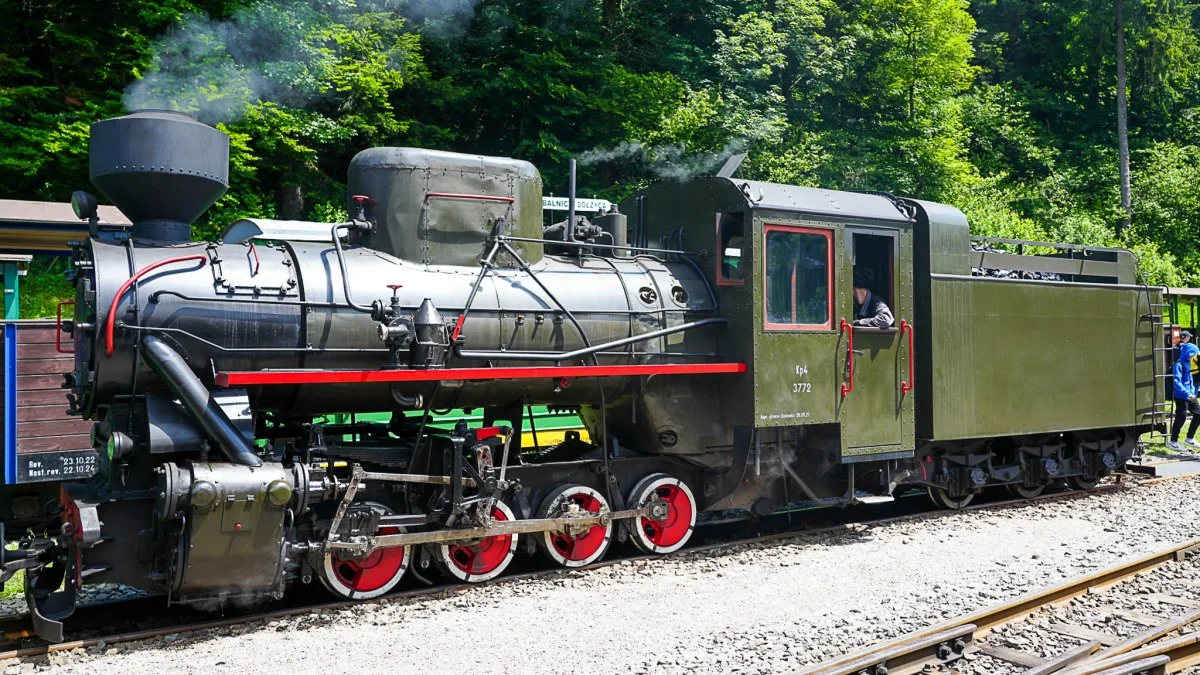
[1116,0,1133,235]
[602,0,619,26]
[276,184,303,220]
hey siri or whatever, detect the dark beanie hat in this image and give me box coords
[853,266,873,288]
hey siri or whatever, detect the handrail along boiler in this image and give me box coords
[0,111,1160,640]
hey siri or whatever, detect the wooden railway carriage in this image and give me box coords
[0,110,1163,641]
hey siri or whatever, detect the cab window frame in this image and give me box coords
[715,211,746,287]
[762,224,834,331]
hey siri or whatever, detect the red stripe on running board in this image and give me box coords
[214,362,747,387]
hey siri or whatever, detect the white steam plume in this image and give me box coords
[123,0,481,125]
[578,139,750,181]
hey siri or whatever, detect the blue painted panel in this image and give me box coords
[3,322,15,484]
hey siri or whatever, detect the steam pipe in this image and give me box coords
[566,159,576,244]
[455,317,727,362]
[389,385,424,410]
[500,235,701,258]
[104,254,208,357]
[332,222,374,314]
[141,335,263,467]
[636,195,646,250]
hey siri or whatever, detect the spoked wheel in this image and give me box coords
[1006,482,1046,499]
[927,486,975,510]
[627,473,697,554]
[432,500,518,583]
[319,502,410,600]
[538,485,612,568]
[1067,476,1099,491]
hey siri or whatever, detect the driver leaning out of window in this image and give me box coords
[852,267,894,328]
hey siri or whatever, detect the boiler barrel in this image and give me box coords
[72,238,718,417]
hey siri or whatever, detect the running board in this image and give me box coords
[854,496,895,505]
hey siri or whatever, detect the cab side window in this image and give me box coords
[716,212,744,286]
[852,232,895,311]
[763,225,832,330]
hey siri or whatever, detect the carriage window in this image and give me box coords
[763,226,832,330]
[716,212,744,286]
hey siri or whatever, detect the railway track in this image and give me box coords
[801,532,1200,674]
[0,474,1178,665]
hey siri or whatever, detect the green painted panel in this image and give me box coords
[753,332,840,425]
[2,263,18,320]
[752,216,844,427]
[326,406,586,447]
[929,276,1149,440]
[839,330,903,451]
[838,228,916,457]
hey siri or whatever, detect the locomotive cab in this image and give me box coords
[622,175,1156,513]
[622,180,919,511]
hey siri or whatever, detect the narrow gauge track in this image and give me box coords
[0,475,1172,664]
[801,524,1200,674]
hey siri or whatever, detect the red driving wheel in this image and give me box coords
[433,500,518,583]
[538,485,612,568]
[627,473,697,554]
[319,502,409,599]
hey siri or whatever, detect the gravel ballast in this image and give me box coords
[38,477,1200,674]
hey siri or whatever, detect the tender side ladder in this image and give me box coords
[1147,292,1173,441]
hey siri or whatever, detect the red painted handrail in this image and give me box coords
[840,318,854,398]
[56,301,75,354]
[104,255,208,357]
[900,319,914,395]
[247,241,260,276]
[216,362,747,387]
[425,192,515,204]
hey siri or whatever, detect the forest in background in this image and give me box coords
[2,0,1199,316]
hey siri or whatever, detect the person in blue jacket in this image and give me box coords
[1169,341,1200,450]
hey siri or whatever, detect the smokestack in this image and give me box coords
[89,110,230,242]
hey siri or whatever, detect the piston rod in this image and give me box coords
[328,502,667,555]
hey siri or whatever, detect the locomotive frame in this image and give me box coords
[0,111,1164,641]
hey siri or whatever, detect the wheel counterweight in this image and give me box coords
[627,474,697,554]
[319,502,410,600]
[538,485,612,568]
[433,500,519,582]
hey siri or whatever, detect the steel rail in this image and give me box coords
[799,535,1200,675]
[1056,632,1200,674]
[0,475,1180,663]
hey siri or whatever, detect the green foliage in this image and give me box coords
[2,0,1200,297]
[18,258,74,320]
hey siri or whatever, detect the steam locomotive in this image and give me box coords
[1,111,1162,641]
